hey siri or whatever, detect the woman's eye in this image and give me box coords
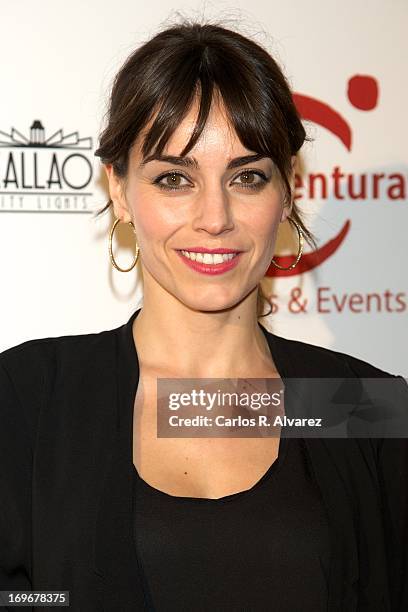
[152,169,268,192]
[232,170,268,191]
[153,172,191,191]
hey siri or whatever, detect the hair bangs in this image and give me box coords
[139,74,214,163]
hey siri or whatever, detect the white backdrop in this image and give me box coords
[0,0,406,376]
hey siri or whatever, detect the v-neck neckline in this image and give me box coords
[117,306,294,482]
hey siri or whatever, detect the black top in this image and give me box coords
[132,436,331,611]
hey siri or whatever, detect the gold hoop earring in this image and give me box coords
[108,218,140,272]
[271,217,303,271]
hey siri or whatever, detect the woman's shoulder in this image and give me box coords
[0,326,119,451]
[0,325,117,375]
[268,329,405,380]
[0,326,118,424]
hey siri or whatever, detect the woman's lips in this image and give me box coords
[173,219,350,279]
[175,250,243,275]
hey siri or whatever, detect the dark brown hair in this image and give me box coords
[94,18,317,317]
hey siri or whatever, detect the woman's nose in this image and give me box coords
[191,184,234,235]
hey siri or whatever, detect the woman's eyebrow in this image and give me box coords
[139,153,268,169]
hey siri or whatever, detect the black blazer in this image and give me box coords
[1,306,407,611]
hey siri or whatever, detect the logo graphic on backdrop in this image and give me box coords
[267,74,406,277]
[0,120,93,213]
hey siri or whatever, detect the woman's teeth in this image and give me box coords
[180,250,238,264]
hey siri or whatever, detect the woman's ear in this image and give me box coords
[280,155,297,223]
[104,164,132,223]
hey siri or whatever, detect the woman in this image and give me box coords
[1,19,407,612]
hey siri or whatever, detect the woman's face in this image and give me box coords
[105,98,295,313]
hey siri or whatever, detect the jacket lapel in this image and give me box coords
[269,332,394,610]
[93,307,150,610]
[264,331,361,611]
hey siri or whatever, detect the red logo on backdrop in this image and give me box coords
[267,74,389,277]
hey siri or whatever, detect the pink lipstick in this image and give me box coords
[175,249,243,275]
